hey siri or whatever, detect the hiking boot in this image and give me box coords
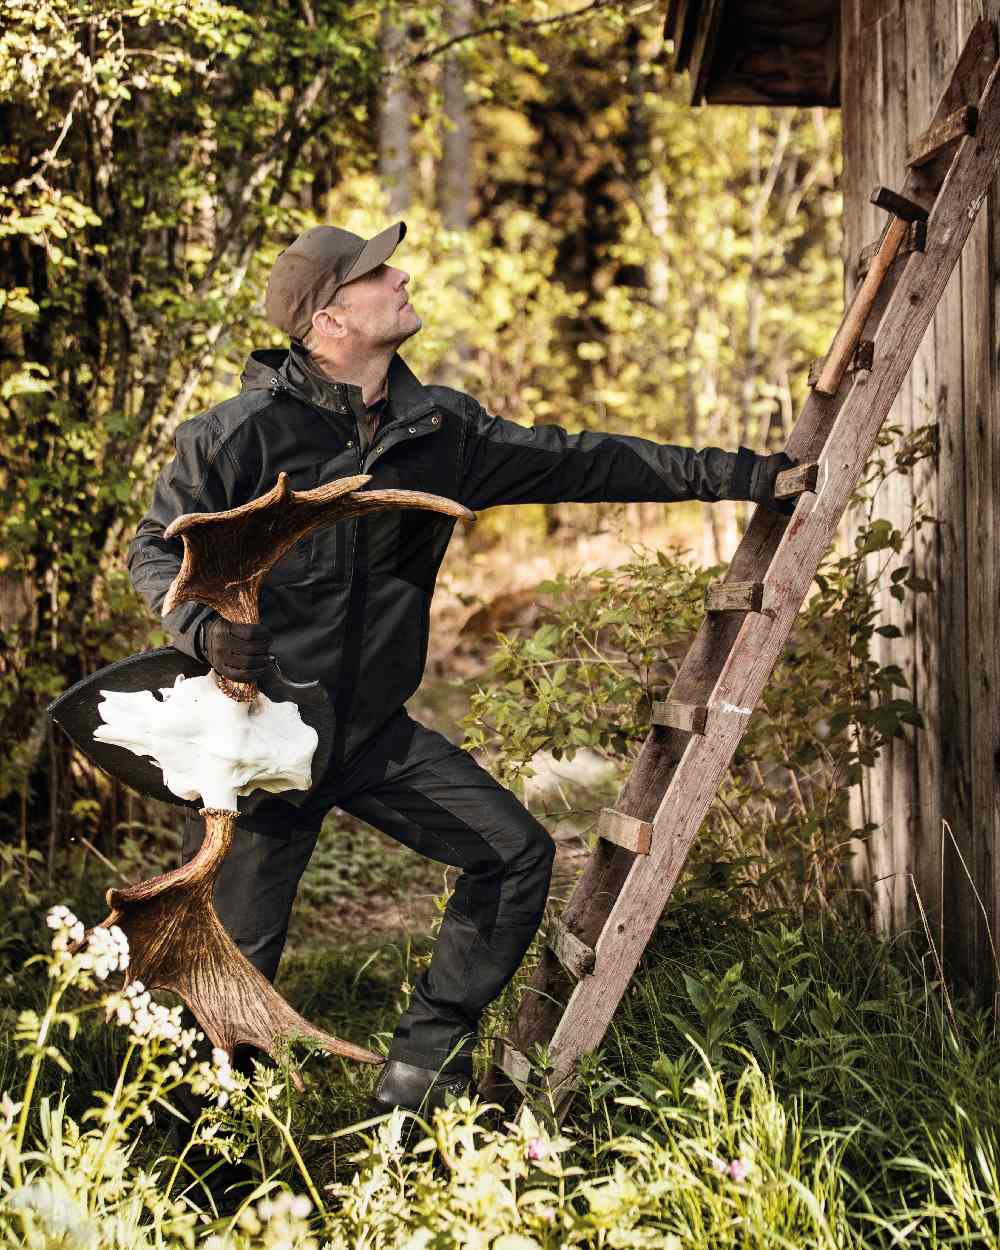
[368,1059,472,1117]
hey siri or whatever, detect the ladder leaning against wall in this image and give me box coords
[478,19,1000,1120]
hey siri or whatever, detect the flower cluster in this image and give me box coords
[202,1191,316,1249]
[46,906,130,981]
[105,980,200,1057]
[709,1154,750,1182]
[211,1047,239,1109]
[45,905,85,950]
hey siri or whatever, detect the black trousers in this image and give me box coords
[182,710,555,1075]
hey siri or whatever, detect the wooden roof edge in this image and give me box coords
[662,0,841,109]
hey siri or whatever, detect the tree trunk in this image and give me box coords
[378,11,412,214]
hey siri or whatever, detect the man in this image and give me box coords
[128,220,797,1121]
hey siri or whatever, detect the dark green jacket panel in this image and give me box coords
[456,397,752,511]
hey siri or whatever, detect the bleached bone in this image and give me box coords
[94,674,318,810]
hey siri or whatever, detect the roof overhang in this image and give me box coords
[664,0,840,107]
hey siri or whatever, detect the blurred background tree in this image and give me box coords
[0,0,842,876]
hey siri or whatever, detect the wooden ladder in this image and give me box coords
[478,19,1000,1120]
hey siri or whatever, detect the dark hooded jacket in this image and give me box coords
[128,344,761,765]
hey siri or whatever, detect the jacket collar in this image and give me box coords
[240,343,438,423]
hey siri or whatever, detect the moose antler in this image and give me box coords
[92,472,474,1069]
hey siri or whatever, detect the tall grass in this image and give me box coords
[4,856,1000,1247]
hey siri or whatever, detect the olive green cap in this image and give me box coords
[264,221,407,340]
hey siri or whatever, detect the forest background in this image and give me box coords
[1,0,843,891]
[6,3,991,1248]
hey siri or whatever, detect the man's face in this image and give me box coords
[323,262,421,350]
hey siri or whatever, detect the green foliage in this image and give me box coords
[6,902,1000,1246]
[463,425,935,916]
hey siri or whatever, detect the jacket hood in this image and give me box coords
[240,343,438,424]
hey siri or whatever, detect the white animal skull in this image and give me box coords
[93,674,318,810]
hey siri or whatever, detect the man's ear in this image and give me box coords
[311,305,348,341]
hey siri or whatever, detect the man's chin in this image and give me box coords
[395,314,422,344]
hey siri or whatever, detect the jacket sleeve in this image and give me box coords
[126,415,246,660]
[457,397,758,511]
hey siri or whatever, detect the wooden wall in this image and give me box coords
[842,0,1000,995]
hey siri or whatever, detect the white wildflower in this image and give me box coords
[0,1091,22,1130]
[85,924,129,979]
[211,1047,238,1108]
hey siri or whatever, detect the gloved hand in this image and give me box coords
[200,616,273,683]
[749,451,798,516]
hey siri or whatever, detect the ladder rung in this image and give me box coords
[809,340,874,387]
[597,807,652,854]
[651,700,707,734]
[774,461,821,499]
[496,1040,532,1085]
[857,220,926,276]
[908,104,977,168]
[547,916,596,979]
[705,581,764,612]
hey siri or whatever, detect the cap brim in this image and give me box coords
[340,221,407,286]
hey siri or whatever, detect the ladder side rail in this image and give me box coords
[541,54,1000,1088]
[491,230,917,1082]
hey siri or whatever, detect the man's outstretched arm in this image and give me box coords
[456,398,795,514]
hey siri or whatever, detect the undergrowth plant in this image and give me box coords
[462,420,937,919]
[6,896,1000,1247]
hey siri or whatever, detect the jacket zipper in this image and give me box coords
[347,412,364,583]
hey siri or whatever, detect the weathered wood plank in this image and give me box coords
[905,0,943,953]
[547,916,596,980]
[775,462,821,498]
[651,701,708,734]
[855,4,890,909]
[881,4,915,937]
[596,807,652,854]
[496,1041,532,1086]
[705,580,764,611]
[908,104,978,167]
[960,87,997,994]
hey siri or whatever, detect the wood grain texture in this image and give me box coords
[547,916,597,979]
[596,808,653,854]
[906,0,944,952]
[883,4,915,937]
[704,580,764,611]
[909,104,978,167]
[960,20,998,993]
[651,701,708,734]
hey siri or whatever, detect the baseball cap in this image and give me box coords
[264,221,407,341]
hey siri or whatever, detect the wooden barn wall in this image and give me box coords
[842,0,1000,993]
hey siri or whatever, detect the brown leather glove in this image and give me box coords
[199,616,273,682]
